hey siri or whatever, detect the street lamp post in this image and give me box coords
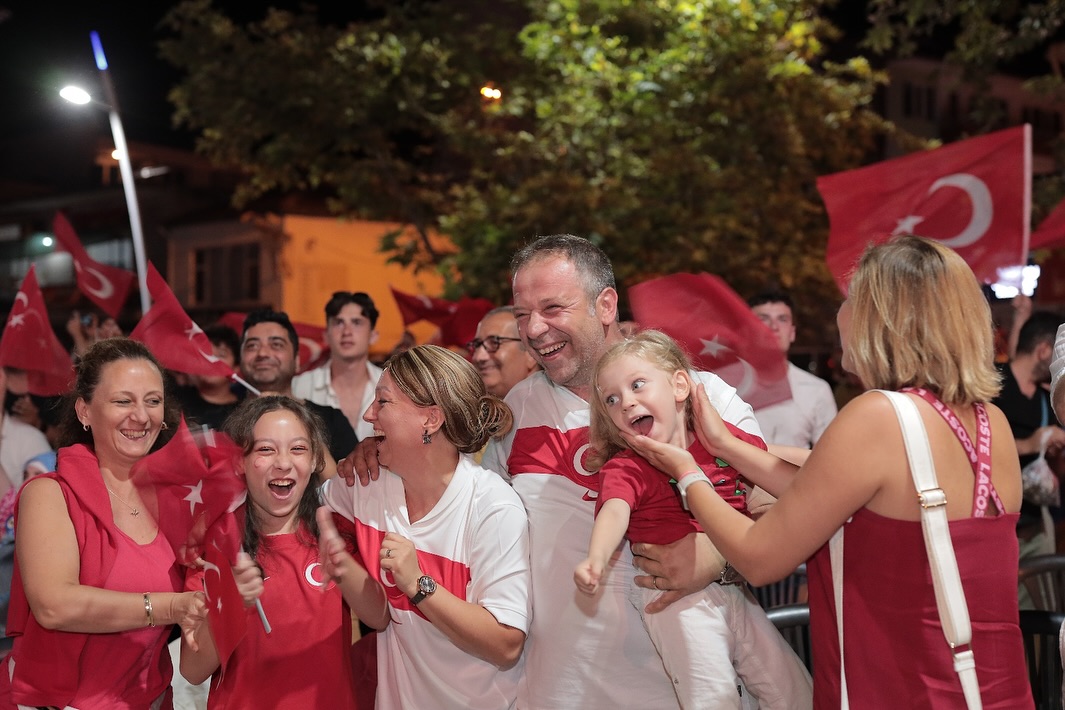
[60,31,151,315]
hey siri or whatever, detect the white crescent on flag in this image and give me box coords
[13,292,28,309]
[201,559,223,609]
[891,172,993,248]
[73,261,116,300]
[299,337,323,363]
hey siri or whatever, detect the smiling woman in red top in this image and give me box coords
[0,338,207,709]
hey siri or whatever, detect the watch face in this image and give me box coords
[418,575,437,595]
[721,565,743,586]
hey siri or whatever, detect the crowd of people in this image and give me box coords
[0,232,1058,709]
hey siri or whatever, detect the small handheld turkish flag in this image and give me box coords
[818,125,1031,292]
[52,212,135,318]
[629,273,791,410]
[131,418,246,567]
[0,266,74,395]
[130,264,236,379]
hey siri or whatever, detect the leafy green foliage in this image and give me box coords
[161,0,895,348]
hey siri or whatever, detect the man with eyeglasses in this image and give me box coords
[292,291,382,440]
[466,307,540,399]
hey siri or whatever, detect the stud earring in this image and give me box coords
[422,430,432,445]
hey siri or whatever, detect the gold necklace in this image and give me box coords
[105,486,140,517]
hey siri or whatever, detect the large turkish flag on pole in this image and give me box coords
[629,273,791,410]
[818,125,1031,292]
[52,212,135,318]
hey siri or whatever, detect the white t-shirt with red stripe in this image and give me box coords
[320,455,530,710]
[481,370,762,710]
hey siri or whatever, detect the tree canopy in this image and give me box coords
[161,0,896,347]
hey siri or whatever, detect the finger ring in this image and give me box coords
[385,548,392,559]
[652,576,660,590]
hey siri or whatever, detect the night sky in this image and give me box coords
[0,2,191,148]
[0,1,376,153]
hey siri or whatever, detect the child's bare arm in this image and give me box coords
[574,499,631,595]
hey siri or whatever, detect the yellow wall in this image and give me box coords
[273,215,447,359]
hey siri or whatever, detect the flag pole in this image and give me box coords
[89,31,151,316]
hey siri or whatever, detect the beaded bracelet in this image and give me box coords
[143,592,156,627]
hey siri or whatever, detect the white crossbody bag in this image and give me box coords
[829,390,982,709]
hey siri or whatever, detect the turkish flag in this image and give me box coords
[131,418,246,567]
[438,298,495,349]
[389,287,494,348]
[0,266,74,395]
[129,264,236,379]
[818,125,1031,291]
[218,312,329,374]
[201,541,249,670]
[52,212,135,318]
[1031,197,1065,251]
[628,273,791,410]
[390,287,457,327]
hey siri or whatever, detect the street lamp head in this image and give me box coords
[60,85,92,105]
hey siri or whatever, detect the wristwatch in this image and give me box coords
[718,561,744,586]
[676,471,711,511]
[410,575,437,605]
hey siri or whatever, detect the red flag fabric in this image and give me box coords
[1031,197,1065,251]
[131,418,246,567]
[628,273,791,410]
[438,297,495,349]
[201,541,249,669]
[52,212,135,318]
[390,287,458,327]
[0,266,74,396]
[129,264,236,379]
[219,312,329,374]
[389,287,494,348]
[818,125,1031,291]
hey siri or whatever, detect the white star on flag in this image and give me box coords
[892,214,925,235]
[184,480,204,515]
[184,322,204,340]
[9,313,25,328]
[700,336,732,359]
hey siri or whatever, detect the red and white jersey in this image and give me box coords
[481,370,761,710]
[321,455,530,710]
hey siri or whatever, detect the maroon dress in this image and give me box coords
[807,408,1033,710]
